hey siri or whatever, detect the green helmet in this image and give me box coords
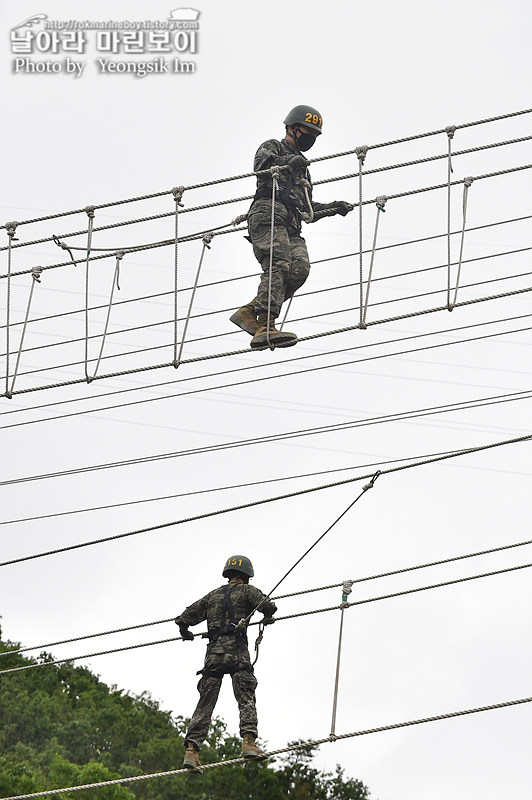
[284,105,323,136]
[223,555,254,579]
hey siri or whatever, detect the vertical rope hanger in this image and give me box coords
[175,232,213,366]
[445,126,457,311]
[6,266,43,398]
[330,580,353,739]
[360,196,387,329]
[4,221,17,398]
[450,177,474,310]
[85,251,125,383]
[266,167,280,350]
[83,206,96,382]
[172,187,185,368]
[355,146,369,328]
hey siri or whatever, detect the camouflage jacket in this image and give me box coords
[176,580,277,635]
[250,137,344,229]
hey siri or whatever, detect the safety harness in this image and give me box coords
[207,583,248,645]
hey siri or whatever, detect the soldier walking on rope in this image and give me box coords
[230,104,354,350]
[175,555,277,772]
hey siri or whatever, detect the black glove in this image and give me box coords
[262,616,276,626]
[176,620,194,641]
[335,201,354,216]
[288,154,310,171]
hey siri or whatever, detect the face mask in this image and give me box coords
[295,129,316,152]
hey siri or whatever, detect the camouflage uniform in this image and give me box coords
[250,138,347,318]
[176,579,277,751]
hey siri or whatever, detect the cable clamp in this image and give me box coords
[202,232,214,248]
[355,145,369,165]
[31,266,43,283]
[115,250,125,290]
[85,205,96,219]
[6,221,18,240]
[362,469,381,492]
[375,195,387,213]
[445,125,456,140]
[53,234,76,264]
[172,186,185,206]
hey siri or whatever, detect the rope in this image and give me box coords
[5,267,43,397]
[172,186,184,366]
[86,251,124,383]
[266,168,279,348]
[361,196,386,328]
[3,535,530,659]
[2,163,531,282]
[83,207,96,383]
[450,177,474,310]
[445,126,457,310]
[278,295,294,331]
[175,232,212,366]
[3,242,530,381]
[1,696,530,798]
[356,146,368,328]
[3,560,530,676]
[238,472,381,629]
[4,222,17,397]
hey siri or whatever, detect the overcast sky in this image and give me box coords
[1,1,531,799]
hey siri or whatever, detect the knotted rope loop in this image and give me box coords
[355,145,369,165]
[52,234,76,264]
[251,621,265,667]
[341,579,354,606]
[362,470,381,492]
[231,213,248,226]
[84,205,96,220]
[6,221,18,240]
[376,195,387,213]
[31,266,43,283]
[172,186,185,206]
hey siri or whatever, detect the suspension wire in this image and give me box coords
[4,241,528,375]
[450,178,474,310]
[4,267,42,398]
[2,384,532,488]
[3,314,532,432]
[3,559,530,676]
[445,126,457,310]
[3,536,530,659]
[1,432,530,569]
[175,232,212,366]
[0,694,529,798]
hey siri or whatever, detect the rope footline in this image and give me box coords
[1,696,530,799]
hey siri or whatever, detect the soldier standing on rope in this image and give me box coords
[230,105,354,350]
[175,555,277,772]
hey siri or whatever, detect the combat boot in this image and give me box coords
[242,732,267,759]
[183,743,203,772]
[250,313,298,350]
[230,298,258,335]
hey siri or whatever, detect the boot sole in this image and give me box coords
[183,761,204,773]
[229,312,257,336]
[250,336,298,351]
[243,751,268,760]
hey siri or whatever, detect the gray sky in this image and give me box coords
[1,1,531,798]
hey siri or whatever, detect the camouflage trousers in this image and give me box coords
[185,635,258,750]
[248,211,310,319]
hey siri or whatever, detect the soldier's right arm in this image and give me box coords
[254,139,294,173]
[175,593,209,628]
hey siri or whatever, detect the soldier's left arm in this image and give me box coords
[310,200,354,222]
